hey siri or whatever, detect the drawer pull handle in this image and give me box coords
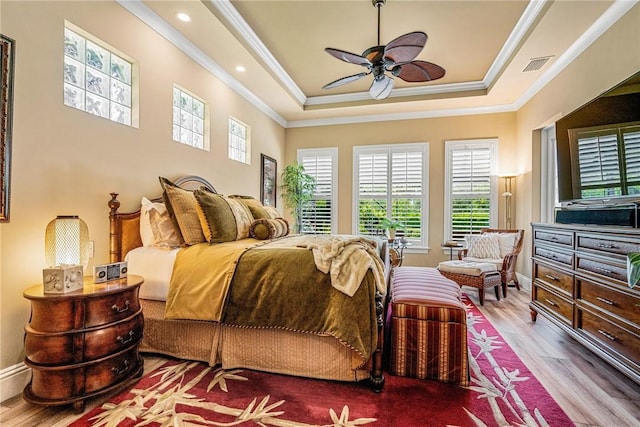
[597,329,616,341]
[117,330,134,345]
[597,243,616,249]
[544,274,559,281]
[111,300,130,313]
[111,359,130,375]
[544,299,557,307]
[595,267,613,274]
[596,296,615,306]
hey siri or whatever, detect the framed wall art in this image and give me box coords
[1,34,15,223]
[260,154,277,207]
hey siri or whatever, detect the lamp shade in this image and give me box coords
[45,215,89,268]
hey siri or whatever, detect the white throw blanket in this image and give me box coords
[258,234,386,297]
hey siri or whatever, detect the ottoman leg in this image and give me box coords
[494,285,500,301]
[478,288,485,306]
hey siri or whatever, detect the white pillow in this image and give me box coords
[465,234,501,259]
[140,197,181,248]
[487,232,520,258]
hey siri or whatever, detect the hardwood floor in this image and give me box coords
[1,286,639,426]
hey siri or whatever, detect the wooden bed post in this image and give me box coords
[370,289,386,392]
[108,192,121,263]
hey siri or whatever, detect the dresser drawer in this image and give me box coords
[534,245,574,267]
[576,233,640,258]
[534,228,573,247]
[24,311,143,365]
[534,262,573,295]
[577,278,640,327]
[26,346,142,401]
[533,285,574,325]
[579,309,640,365]
[576,254,627,284]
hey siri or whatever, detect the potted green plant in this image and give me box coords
[280,163,316,234]
[381,218,404,240]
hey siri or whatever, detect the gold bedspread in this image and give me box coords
[164,235,383,361]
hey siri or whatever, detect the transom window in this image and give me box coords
[298,148,338,234]
[353,143,428,247]
[444,139,498,242]
[228,117,250,164]
[63,24,134,126]
[172,86,207,150]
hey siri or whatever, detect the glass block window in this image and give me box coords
[63,26,133,126]
[444,139,498,243]
[172,86,206,150]
[353,143,429,247]
[228,117,250,164]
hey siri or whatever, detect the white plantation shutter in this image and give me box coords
[354,144,428,247]
[298,148,337,234]
[623,126,640,194]
[445,140,497,242]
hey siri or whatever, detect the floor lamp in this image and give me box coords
[502,175,516,229]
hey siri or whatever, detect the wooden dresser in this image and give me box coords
[531,223,640,385]
[23,275,144,412]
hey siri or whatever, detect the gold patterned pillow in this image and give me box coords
[194,190,253,243]
[249,218,290,240]
[159,177,205,246]
[465,234,501,259]
[229,195,281,219]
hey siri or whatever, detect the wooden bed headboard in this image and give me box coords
[108,176,216,262]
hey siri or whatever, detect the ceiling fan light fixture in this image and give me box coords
[322,0,445,100]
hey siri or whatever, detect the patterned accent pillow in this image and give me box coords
[249,218,290,240]
[229,195,282,219]
[194,190,253,243]
[159,177,205,246]
[465,234,501,259]
[485,232,520,258]
[140,197,181,248]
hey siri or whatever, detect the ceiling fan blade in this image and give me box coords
[383,31,427,64]
[369,75,395,100]
[395,60,446,82]
[325,48,372,67]
[322,72,370,90]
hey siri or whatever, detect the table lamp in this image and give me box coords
[43,215,89,293]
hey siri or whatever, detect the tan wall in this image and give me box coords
[515,4,640,278]
[0,1,285,370]
[285,113,519,267]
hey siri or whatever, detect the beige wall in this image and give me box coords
[285,113,518,266]
[0,1,285,371]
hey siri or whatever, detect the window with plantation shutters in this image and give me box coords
[353,143,428,247]
[444,140,497,243]
[298,148,338,234]
[570,123,640,198]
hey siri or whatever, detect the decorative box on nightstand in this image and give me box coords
[22,275,145,412]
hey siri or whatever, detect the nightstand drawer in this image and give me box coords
[24,311,143,365]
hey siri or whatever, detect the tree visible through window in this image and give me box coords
[445,140,497,242]
[354,143,428,247]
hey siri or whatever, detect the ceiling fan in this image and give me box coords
[322,0,445,100]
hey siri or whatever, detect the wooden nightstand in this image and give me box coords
[22,275,144,412]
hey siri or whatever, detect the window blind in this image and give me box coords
[298,149,337,234]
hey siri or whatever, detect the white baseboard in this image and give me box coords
[0,362,30,403]
[517,273,532,291]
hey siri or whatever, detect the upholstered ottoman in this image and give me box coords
[388,266,469,386]
[437,260,502,306]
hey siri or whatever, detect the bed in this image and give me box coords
[107,176,389,391]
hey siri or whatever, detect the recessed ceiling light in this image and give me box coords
[177,12,191,22]
[235,66,246,72]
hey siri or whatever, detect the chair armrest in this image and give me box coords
[457,249,468,260]
[502,253,518,271]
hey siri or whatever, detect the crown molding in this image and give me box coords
[116,0,287,127]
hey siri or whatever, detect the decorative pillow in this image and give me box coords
[249,218,290,240]
[485,232,520,258]
[139,197,181,248]
[465,234,501,259]
[194,190,253,243]
[229,195,281,219]
[159,177,205,246]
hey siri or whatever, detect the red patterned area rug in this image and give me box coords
[70,295,573,426]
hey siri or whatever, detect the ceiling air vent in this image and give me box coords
[523,56,553,72]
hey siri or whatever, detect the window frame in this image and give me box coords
[172,85,209,151]
[352,142,429,249]
[443,139,498,243]
[228,116,251,164]
[297,147,339,234]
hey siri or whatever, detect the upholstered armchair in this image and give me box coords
[457,228,525,294]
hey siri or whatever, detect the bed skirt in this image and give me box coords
[139,299,371,382]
